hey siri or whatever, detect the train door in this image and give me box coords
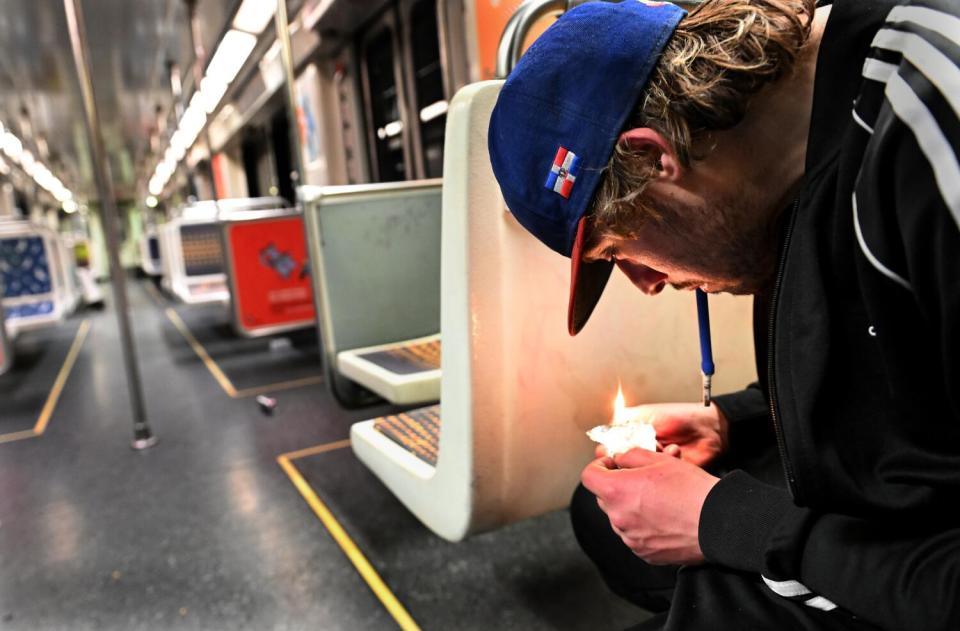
[359,10,410,182]
[399,0,447,178]
[358,0,450,182]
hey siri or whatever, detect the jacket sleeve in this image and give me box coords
[699,16,960,629]
[711,382,768,426]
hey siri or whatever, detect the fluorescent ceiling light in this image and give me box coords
[2,132,23,160]
[419,100,448,123]
[62,199,78,213]
[262,39,281,64]
[170,130,186,153]
[149,178,162,196]
[200,77,228,114]
[206,29,257,85]
[172,143,187,161]
[179,102,207,146]
[232,0,276,34]
[20,150,35,175]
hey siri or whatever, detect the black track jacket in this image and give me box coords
[700,1,960,629]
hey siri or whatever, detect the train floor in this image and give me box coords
[0,278,650,630]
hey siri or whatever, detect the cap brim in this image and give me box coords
[568,216,614,336]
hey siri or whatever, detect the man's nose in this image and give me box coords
[616,260,667,295]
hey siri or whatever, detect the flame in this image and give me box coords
[613,382,628,424]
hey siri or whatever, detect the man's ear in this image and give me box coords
[617,128,681,182]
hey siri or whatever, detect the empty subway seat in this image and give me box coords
[0,220,68,338]
[161,197,292,305]
[350,81,759,541]
[220,205,316,338]
[140,230,162,277]
[162,216,228,304]
[301,181,442,407]
[337,333,441,406]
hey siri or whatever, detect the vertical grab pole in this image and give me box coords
[63,0,157,449]
[275,0,307,199]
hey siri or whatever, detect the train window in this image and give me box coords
[363,26,407,182]
[408,0,446,178]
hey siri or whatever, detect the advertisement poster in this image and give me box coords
[227,216,315,333]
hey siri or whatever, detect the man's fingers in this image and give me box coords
[664,443,682,458]
[613,447,664,469]
[581,457,616,496]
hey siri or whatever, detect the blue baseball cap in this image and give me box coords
[488,0,685,335]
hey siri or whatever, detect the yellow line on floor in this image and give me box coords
[279,438,351,461]
[164,307,323,399]
[165,307,238,397]
[143,281,166,308]
[278,449,421,631]
[0,318,91,445]
[233,375,325,399]
[0,429,40,445]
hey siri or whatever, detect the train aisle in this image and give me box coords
[0,279,648,630]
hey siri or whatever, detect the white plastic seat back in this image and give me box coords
[0,299,10,374]
[140,232,162,277]
[351,81,758,541]
[302,181,442,406]
[166,218,228,305]
[0,220,67,336]
[220,206,316,337]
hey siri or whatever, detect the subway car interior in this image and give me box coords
[0,0,758,629]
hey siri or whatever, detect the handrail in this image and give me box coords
[494,0,566,79]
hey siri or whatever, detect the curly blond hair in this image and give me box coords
[590,0,816,238]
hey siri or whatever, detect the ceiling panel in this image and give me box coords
[0,0,190,203]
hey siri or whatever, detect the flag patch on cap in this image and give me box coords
[544,146,581,199]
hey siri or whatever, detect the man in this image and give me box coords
[487,0,960,629]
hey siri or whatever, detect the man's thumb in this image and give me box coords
[613,447,660,469]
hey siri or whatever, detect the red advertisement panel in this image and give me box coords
[227,216,315,333]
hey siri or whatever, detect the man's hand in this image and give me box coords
[601,402,730,467]
[581,448,720,566]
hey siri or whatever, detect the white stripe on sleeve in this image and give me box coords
[852,108,875,134]
[762,576,812,598]
[871,29,960,119]
[862,58,898,83]
[805,596,839,612]
[884,73,960,230]
[853,193,913,291]
[886,5,960,47]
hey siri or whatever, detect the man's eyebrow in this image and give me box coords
[601,244,616,260]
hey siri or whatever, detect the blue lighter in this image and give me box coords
[696,288,714,406]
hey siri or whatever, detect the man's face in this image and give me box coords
[583,183,779,296]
